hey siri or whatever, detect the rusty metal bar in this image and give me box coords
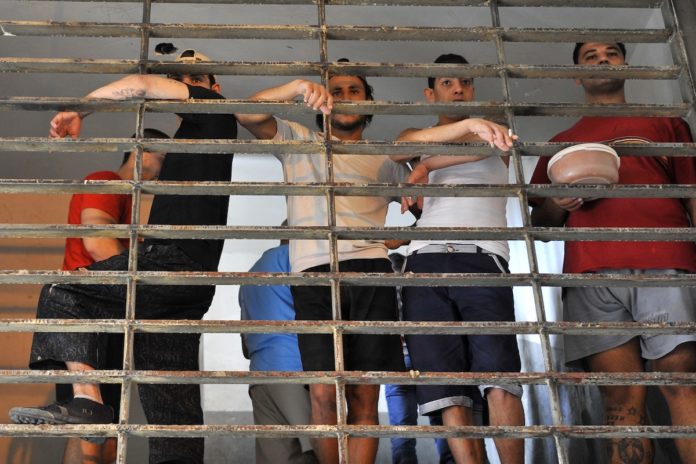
[0,0,664,6]
[2,369,696,387]
[0,58,681,80]
[1,96,689,117]
[4,319,696,337]
[3,137,696,158]
[2,423,696,442]
[0,21,674,44]
[2,270,695,288]
[4,224,696,243]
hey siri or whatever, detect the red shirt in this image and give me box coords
[62,171,131,270]
[530,116,696,273]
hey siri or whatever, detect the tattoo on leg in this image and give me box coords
[605,405,650,463]
[618,438,646,464]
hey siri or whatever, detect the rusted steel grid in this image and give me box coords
[2,319,696,337]
[3,224,696,242]
[0,96,689,118]
[1,270,695,287]
[3,137,696,158]
[0,21,672,44]
[1,369,695,387]
[0,59,680,81]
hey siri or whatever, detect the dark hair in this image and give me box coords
[428,53,469,89]
[316,58,374,130]
[122,128,170,165]
[573,42,626,64]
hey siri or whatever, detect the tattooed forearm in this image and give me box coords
[112,88,147,99]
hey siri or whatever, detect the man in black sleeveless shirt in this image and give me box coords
[10,50,236,464]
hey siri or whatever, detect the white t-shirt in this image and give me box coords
[408,155,510,262]
[274,118,409,271]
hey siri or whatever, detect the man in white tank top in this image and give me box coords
[390,53,524,464]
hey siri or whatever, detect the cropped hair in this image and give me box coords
[315,58,374,130]
[428,53,469,89]
[573,42,626,64]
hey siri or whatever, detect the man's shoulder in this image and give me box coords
[275,118,320,142]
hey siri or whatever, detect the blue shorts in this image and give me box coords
[402,250,522,415]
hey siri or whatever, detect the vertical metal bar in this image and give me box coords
[317,1,348,461]
[663,0,696,130]
[489,1,569,463]
[116,1,153,460]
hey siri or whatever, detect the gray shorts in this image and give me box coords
[564,269,696,366]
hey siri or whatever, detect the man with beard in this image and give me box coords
[530,42,696,464]
[236,64,408,464]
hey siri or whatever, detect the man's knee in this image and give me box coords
[346,385,379,423]
[654,342,696,373]
[601,385,646,406]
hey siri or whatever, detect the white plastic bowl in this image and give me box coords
[547,143,620,184]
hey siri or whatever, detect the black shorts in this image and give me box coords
[291,259,405,372]
[402,251,522,414]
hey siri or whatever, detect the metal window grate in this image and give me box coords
[1,0,696,462]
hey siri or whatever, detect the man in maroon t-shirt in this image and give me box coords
[60,130,165,464]
[530,42,696,464]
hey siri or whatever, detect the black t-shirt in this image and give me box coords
[146,84,237,271]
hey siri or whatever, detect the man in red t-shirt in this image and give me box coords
[530,42,696,464]
[59,128,166,464]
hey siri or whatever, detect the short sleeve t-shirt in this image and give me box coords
[530,116,696,273]
[63,171,131,270]
[273,118,410,271]
[146,84,237,271]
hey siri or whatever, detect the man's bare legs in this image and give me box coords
[62,361,112,464]
[441,405,485,464]
[62,438,117,464]
[65,361,103,403]
[486,388,524,464]
[586,338,653,464]
[653,342,696,464]
[308,384,380,464]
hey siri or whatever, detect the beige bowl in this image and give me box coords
[547,143,620,184]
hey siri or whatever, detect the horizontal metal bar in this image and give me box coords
[0,21,672,45]
[3,224,696,243]
[1,96,687,117]
[0,58,680,81]
[2,138,696,158]
[0,0,663,6]
[2,423,695,441]
[1,178,694,200]
[2,319,695,337]
[0,270,694,287]
[0,369,694,387]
